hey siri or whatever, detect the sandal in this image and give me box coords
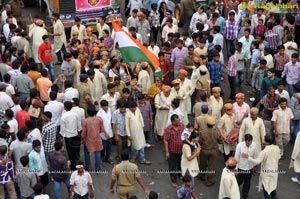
[140,160,151,165]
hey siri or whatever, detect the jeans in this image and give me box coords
[45,62,55,82]
[263,186,276,199]
[291,119,299,143]
[102,138,112,161]
[56,44,67,63]
[84,145,101,171]
[74,192,89,199]
[19,93,29,102]
[131,146,145,163]
[287,83,295,98]
[228,75,237,100]
[226,39,235,60]
[296,173,300,181]
[237,169,253,198]
[237,70,244,90]
[54,177,70,199]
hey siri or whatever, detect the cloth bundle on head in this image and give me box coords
[201,104,209,114]
[179,69,188,76]
[224,103,233,110]
[172,79,181,85]
[250,107,259,115]
[235,93,245,99]
[199,65,208,72]
[79,74,88,82]
[207,116,216,125]
[212,87,221,93]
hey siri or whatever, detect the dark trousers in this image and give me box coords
[237,169,253,198]
[199,149,217,184]
[117,135,128,158]
[102,138,113,161]
[228,75,237,100]
[144,131,150,143]
[168,152,182,183]
[252,89,261,107]
[65,136,81,170]
[55,44,67,63]
[263,186,276,199]
[39,172,49,188]
[74,192,89,199]
[151,26,160,43]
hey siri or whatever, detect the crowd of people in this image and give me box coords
[0,0,300,199]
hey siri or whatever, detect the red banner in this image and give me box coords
[75,0,111,12]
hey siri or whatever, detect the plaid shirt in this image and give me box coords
[223,19,239,40]
[264,30,279,50]
[164,123,184,154]
[207,60,223,84]
[41,121,57,153]
[274,53,290,71]
[0,156,14,184]
[227,54,238,77]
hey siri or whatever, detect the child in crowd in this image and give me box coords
[181,123,194,144]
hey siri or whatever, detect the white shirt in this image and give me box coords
[27,128,43,144]
[235,141,257,170]
[64,87,79,102]
[71,106,85,124]
[127,0,143,15]
[97,108,113,139]
[213,33,224,50]
[11,105,21,118]
[96,22,110,38]
[60,111,81,138]
[70,170,93,197]
[100,92,120,114]
[44,100,64,126]
[275,89,290,102]
[33,194,50,199]
[190,12,208,32]
[147,45,160,58]
[3,23,10,40]
[5,83,15,97]
[0,91,14,113]
[7,119,18,134]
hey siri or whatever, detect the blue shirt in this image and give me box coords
[207,60,223,84]
[177,184,193,199]
[251,49,261,70]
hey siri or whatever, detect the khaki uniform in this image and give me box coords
[199,126,222,184]
[193,101,211,118]
[196,73,210,92]
[77,82,92,115]
[194,114,209,134]
[112,160,140,199]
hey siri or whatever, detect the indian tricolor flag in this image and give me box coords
[112,20,160,74]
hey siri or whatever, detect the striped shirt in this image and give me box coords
[227,54,238,77]
[164,123,184,154]
[112,109,128,137]
[0,156,15,184]
[264,30,279,50]
[274,53,290,71]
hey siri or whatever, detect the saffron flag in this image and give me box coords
[111,20,160,73]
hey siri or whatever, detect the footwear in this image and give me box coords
[54,62,62,65]
[145,143,151,148]
[291,177,300,184]
[171,182,180,188]
[130,157,136,163]
[140,160,151,165]
[105,159,114,165]
[249,97,255,102]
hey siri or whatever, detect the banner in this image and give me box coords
[75,0,111,12]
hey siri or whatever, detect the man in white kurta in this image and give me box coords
[70,17,86,43]
[93,66,107,102]
[218,158,240,199]
[154,86,174,137]
[239,107,266,153]
[170,80,188,125]
[179,69,194,115]
[209,87,223,122]
[243,135,280,198]
[51,14,67,63]
[29,20,47,63]
[290,131,300,184]
[126,102,151,164]
[138,66,151,94]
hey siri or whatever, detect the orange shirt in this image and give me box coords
[28,71,42,88]
[16,110,30,130]
[37,77,52,102]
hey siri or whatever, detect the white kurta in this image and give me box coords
[70,24,86,42]
[171,87,188,125]
[29,26,48,63]
[154,92,174,136]
[218,113,237,155]
[53,19,67,53]
[138,70,151,94]
[218,167,240,199]
[239,117,266,152]
[180,78,195,114]
[126,108,145,150]
[71,59,81,88]
[291,132,300,173]
[209,96,223,122]
[248,145,280,195]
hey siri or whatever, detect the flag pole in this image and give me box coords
[124,63,131,81]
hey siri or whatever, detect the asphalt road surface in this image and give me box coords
[21,5,300,199]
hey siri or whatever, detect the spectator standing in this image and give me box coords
[223,11,239,59]
[29,19,47,64]
[41,111,57,160]
[273,45,290,79]
[170,40,188,79]
[264,22,280,55]
[38,35,55,82]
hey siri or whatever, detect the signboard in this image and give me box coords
[75,0,111,12]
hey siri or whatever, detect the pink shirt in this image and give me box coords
[233,102,250,125]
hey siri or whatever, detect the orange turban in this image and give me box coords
[90,47,100,55]
[224,103,233,110]
[179,69,188,76]
[172,79,181,85]
[227,157,238,167]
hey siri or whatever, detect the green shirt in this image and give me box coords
[235,50,247,71]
